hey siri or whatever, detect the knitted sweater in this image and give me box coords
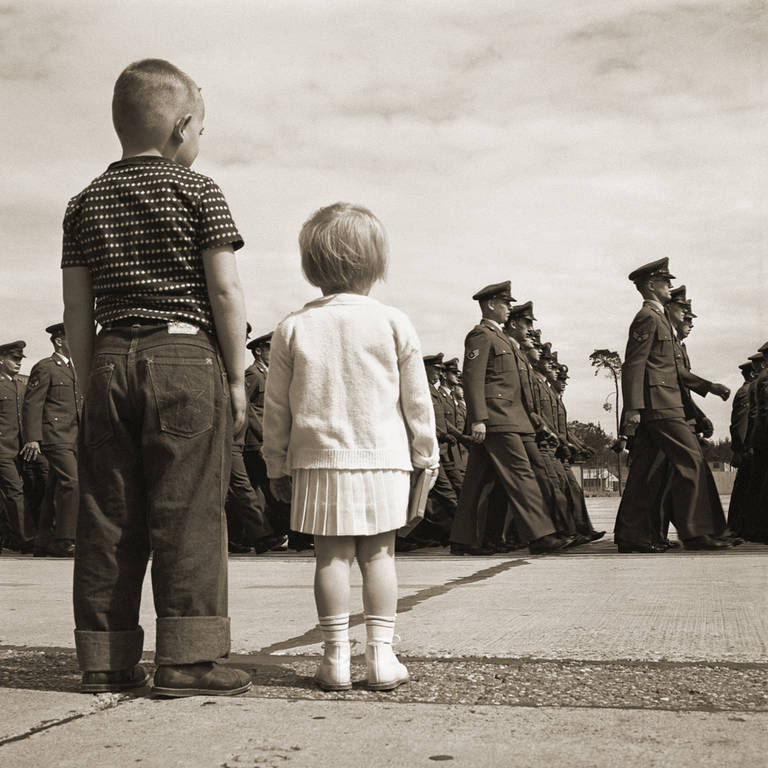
[263,293,439,477]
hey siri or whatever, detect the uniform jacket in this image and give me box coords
[752,369,768,449]
[730,381,752,454]
[244,360,268,450]
[621,302,711,423]
[509,341,546,433]
[462,319,533,434]
[22,355,81,448]
[0,375,25,458]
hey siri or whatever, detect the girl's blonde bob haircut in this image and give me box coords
[299,202,388,293]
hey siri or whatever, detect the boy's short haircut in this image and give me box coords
[112,58,199,143]
[299,202,388,293]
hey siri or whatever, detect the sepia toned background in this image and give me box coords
[2,0,765,439]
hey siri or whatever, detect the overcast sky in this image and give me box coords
[2,0,765,439]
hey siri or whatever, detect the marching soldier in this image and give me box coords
[503,305,577,546]
[744,344,768,541]
[0,341,36,552]
[449,282,564,556]
[614,259,731,553]
[421,353,458,544]
[727,361,757,537]
[442,358,470,480]
[21,324,81,557]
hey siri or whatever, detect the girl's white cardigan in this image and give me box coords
[262,293,439,478]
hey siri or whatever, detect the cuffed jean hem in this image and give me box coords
[74,627,144,671]
[155,616,231,665]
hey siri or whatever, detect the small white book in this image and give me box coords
[398,466,439,537]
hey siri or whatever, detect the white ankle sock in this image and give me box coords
[317,614,349,644]
[365,615,396,644]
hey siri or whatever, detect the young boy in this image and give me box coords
[63,59,252,696]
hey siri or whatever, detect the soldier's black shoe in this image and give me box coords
[227,541,252,554]
[395,537,420,552]
[252,535,285,554]
[616,541,667,553]
[565,534,591,548]
[42,539,75,557]
[81,664,150,693]
[588,530,606,542]
[528,534,567,555]
[449,543,494,556]
[663,539,682,549]
[683,535,732,551]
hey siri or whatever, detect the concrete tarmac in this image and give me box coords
[1,497,767,767]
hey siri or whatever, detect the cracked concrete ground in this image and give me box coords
[1,497,766,767]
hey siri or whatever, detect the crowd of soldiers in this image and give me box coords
[2,267,764,558]
[410,283,605,556]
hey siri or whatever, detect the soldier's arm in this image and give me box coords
[621,312,655,421]
[462,330,492,427]
[21,363,51,453]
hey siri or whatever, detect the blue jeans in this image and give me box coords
[73,323,233,670]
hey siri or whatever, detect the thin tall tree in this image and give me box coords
[589,349,623,493]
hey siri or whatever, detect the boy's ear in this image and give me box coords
[172,114,193,144]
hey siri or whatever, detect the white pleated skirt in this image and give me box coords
[291,468,411,536]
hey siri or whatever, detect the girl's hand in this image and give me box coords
[270,475,292,503]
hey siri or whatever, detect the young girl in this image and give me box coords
[263,203,439,691]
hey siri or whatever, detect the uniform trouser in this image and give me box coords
[425,461,458,538]
[727,454,753,537]
[562,463,597,535]
[36,446,78,542]
[615,418,720,545]
[73,324,232,671]
[21,455,47,533]
[742,444,768,541]
[0,455,36,544]
[451,431,555,548]
[442,453,464,495]
[243,449,291,536]
[530,442,573,535]
[227,444,272,543]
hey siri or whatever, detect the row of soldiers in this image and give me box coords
[727,342,768,542]
[411,285,605,556]
[614,258,753,552]
[0,323,312,558]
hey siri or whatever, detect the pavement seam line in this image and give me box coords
[257,559,528,655]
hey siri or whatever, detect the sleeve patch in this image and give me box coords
[466,348,479,360]
[28,378,39,388]
[632,330,650,342]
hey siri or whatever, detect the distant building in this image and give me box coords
[581,467,619,493]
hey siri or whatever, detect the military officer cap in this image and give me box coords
[627,257,675,283]
[444,357,460,372]
[423,353,445,369]
[507,301,536,321]
[669,285,688,304]
[748,352,764,361]
[246,322,253,338]
[45,322,65,338]
[246,331,273,351]
[529,328,542,344]
[472,280,515,303]
[557,364,569,380]
[0,340,26,357]
[682,301,697,319]
[738,361,753,372]
[759,341,768,353]
[540,342,553,360]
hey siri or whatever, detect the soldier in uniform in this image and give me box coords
[549,361,605,541]
[21,324,81,557]
[242,331,308,551]
[614,259,731,553]
[442,357,470,481]
[745,344,768,541]
[420,353,458,545]
[503,306,580,546]
[727,361,757,538]
[449,282,565,556]
[0,341,36,552]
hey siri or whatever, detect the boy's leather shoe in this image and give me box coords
[683,535,732,551]
[81,664,150,693]
[528,534,567,555]
[152,662,252,697]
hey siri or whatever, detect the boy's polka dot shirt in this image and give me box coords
[61,155,244,333]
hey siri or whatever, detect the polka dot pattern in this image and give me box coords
[61,156,244,332]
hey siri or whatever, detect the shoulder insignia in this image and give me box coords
[632,330,650,343]
[466,348,480,360]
